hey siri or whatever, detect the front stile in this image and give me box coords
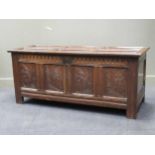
[126,58,138,119]
[12,53,24,103]
[36,63,45,91]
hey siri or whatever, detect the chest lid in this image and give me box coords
[8,45,149,57]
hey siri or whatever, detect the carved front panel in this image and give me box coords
[102,68,127,98]
[70,66,93,96]
[19,63,37,89]
[44,65,65,92]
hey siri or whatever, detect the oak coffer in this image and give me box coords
[8,46,149,119]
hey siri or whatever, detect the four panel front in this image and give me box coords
[18,55,128,104]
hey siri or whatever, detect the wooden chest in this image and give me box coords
[8,46,149,119]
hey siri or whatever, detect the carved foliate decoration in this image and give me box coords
[103,68,127,97]
[44,65,64,92]
[71,66,93,95]
[20,63,37,88]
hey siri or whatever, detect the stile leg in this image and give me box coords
[126,108,137,119]
[15,94,24,104]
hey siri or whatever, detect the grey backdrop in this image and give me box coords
[0,19,154,86]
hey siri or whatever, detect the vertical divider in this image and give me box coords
[93,66,99,97]
[65,64,71,95]
[63,64,67,94]
[36,63,44,91]
[98,66,104,98]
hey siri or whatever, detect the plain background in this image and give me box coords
[0,19,155,86]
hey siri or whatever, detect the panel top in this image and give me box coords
[8,45,149,56]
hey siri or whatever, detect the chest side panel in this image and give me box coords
[137,54,146,107]
[137,55,146,92]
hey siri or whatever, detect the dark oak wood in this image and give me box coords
[8,45,149,119]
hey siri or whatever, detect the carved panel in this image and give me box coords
[71,66,93,95]
[19,63,37,88]
[102,68,127,98]
[44,65,65,92]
